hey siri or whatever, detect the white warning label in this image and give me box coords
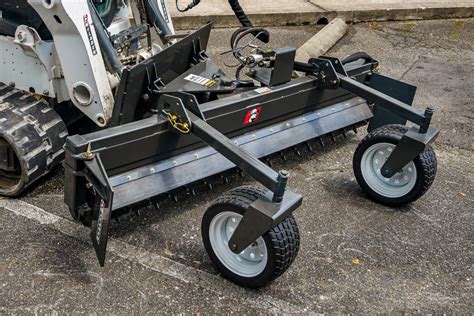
[255,87,273,95]
[184,74,217,87]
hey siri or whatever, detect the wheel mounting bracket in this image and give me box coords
[228,189,302,254]
[381,126,439,178]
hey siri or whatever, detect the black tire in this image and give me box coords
[353,124,437,207]
[202,186,300,288]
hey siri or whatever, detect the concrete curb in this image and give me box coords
[171,2,474,29]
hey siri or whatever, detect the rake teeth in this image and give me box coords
[342,128,348,139]
[204,181,214,191]
[293,146,302,157]
[111,123,362,218]
[220,174,230,184]
[184,186,197,197]
[265,157,273,167]
[319,138,326,147]
[168,194,179,203]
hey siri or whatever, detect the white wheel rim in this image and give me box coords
[209,211,268,278]
[360,143,417,198]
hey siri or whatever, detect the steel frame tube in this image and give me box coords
[189,112,286,202]
[339,76,429,131]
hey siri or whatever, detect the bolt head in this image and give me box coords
[279,170,289,178]
[17,32,26,42]
[382,168,391,177]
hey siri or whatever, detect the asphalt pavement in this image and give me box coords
[1,19,473,314]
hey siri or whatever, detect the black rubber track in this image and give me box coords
[0,82,68,196]
[353,124,437,207]
[202,185,300,288]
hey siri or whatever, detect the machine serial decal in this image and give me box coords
[184,74,217,87]
[161,0,170,23]
[83,14,98,56]
[255,87,273,95]
[244,107,262,125]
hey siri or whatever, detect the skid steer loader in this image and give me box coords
[0,0,438,288]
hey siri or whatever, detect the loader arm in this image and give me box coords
[28,0,115,127]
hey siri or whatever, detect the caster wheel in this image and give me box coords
[353,124,437,207]
[202,186,300,288]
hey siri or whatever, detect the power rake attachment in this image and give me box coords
[0,0,439,288]
[62,23,439,288]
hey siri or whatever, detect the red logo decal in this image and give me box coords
[244,107,262,125]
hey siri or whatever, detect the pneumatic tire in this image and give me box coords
[202,186,300,288]
[353,124,437,207]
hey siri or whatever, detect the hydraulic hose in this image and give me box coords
[88,0,124,75]
[230,27,269,50]
[293,61,317,73]
[228,0,269,43]
[144,0,173,39]
[341,52,375,65]
[228,0,252,28]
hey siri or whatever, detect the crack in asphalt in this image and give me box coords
[306,0,328,12]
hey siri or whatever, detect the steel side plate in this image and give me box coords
[90,195,114,267]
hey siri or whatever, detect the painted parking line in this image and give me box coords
[0,198,306,313]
